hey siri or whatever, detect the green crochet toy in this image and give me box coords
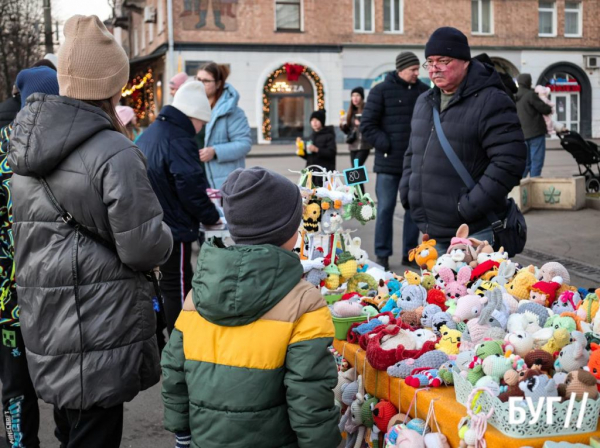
[544,315,577,333]
[475,340,504,359]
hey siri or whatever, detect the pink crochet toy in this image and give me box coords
[452,294,487,323]
[438,266,472,301]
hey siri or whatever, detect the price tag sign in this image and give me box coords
[343,159,369,186]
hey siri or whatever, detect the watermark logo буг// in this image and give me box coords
[508,393,589,428]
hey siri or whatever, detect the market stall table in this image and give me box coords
[333,339,600,448]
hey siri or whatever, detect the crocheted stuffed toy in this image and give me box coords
[398,285,427,311]
[399,307,423,328]
[551,290,581,315]
[324,263,341,290]
[403,270,421,286]
[498,368,539,403]
[432,254,458,278]
[420,272,436,291]
[470,260,499,282]
[405,368,443,388]
[541,328,570,355]
[540,261,570,285]
[331,298,363,317]
[558,370,599,401]
[507,313,530,334]
[505,269,537,301]
[408,235,438,271]
[386,350,449,378]
[302,200,321,233]
[373,400,398,433]
[475,340,504,360]
[585,343,600,391]
[426,288,447,312]
[438,266,471,301]
[577,291,600,323]
[482,354,513,383]
[518,301,550,328]
[384,425,424,448]
[438,360,456,385]
[435,325,461,355]
[412,329,437,350]
[431,312,457,336]
[555,332,590,373]
[471,278,500,297]
[421,304,442,329]
[346,273,378,296]
[452,294,487,324]
[544,315,577,333]
[502,292,520,315]
[477,288,509,329]
[446,224,478,268]
[305,248,327,287]
[530,280,562,307]
[338,251,359,282]
[525,349,555,375]
[519,374,558,403]
[504,331,534,358]
[492,260,517,286]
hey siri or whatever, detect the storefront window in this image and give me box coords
[269,73,314,141]
[547,72,580,133]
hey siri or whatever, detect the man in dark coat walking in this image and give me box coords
[360,52,430,270]
[516,73,553,178]
[400,27,526,254]
[137,81,220,334]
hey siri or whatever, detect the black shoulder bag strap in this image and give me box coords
[432,107,504,232]
[38,178,166,310]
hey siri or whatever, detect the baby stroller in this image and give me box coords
[558,130,600,193]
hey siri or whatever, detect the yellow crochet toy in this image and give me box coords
[435,325,461,355]
[505,269,537,301]
[404,270,421,286]
[541,328,570,355]
[408,235,438,271]
[577,290,600,323]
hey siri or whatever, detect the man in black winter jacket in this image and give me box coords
[400,27,526,254]
[516,73,553,178]
[360,52,430,270]
[137,81,220,333]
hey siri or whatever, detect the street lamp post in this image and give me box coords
[43,0,53,55]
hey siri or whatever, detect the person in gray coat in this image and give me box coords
[8,15,173,448]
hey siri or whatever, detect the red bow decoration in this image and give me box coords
[285,63,304,82]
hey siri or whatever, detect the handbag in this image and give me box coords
[38,177,167,318]
[432,107,527,257]
[345,128,358,144]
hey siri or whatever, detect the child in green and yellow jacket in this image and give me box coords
[161,167,341,448]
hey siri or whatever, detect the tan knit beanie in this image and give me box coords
[58,15,129,100]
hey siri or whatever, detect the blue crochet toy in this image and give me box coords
[387,278,402,296]
[353,318,383,335]
[380,296,397,314]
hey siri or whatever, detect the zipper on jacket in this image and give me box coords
[419,125,434,235]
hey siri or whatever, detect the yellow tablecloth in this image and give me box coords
[333,339,600,448]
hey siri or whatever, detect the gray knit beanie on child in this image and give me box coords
[221,167,302,246]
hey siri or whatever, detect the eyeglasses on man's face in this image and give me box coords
[422,58,455,70]
[196,78,216,84]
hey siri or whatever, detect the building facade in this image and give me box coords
[111,0,600,142]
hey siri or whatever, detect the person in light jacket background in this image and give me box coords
[197,62,252,189]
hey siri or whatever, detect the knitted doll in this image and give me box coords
[421,304,442,328]
[552,290,581,315]
[586,343,600,391]
[432,254,457,277]
[558,370,599,401]
[438,360,456,385]
[505,268,538,301]
[492,261,517,286]
[412,329,437,350]
[529,280,562,307]
[544,315,577,333]
[408,235,438,271]
[577,291,600,324]
[540,261,570,285]
[305,248,327,287]
[446,224,478,268]
[420,272,436,291]
[438,266,471,301]
[518,301,550,329]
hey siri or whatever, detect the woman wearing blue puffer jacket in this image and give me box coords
[197,62,252,189]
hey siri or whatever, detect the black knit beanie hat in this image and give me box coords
[425,27,471,61]
[350,86,364,100]
[310,109,326,127]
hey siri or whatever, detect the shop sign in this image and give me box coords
[270,82,305,93]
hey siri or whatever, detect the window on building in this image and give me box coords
[275,0,302,31]
[149,20,154,43]
[141,22,146,51]
[354,0,374,33]
[384,0,403,33]
[158,0,164,33]
[565,1,582,37]
[133,29,139,56]
[538,0,556,36]
[471,0,492,34]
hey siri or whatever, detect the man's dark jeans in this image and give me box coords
[375,173,420,259]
